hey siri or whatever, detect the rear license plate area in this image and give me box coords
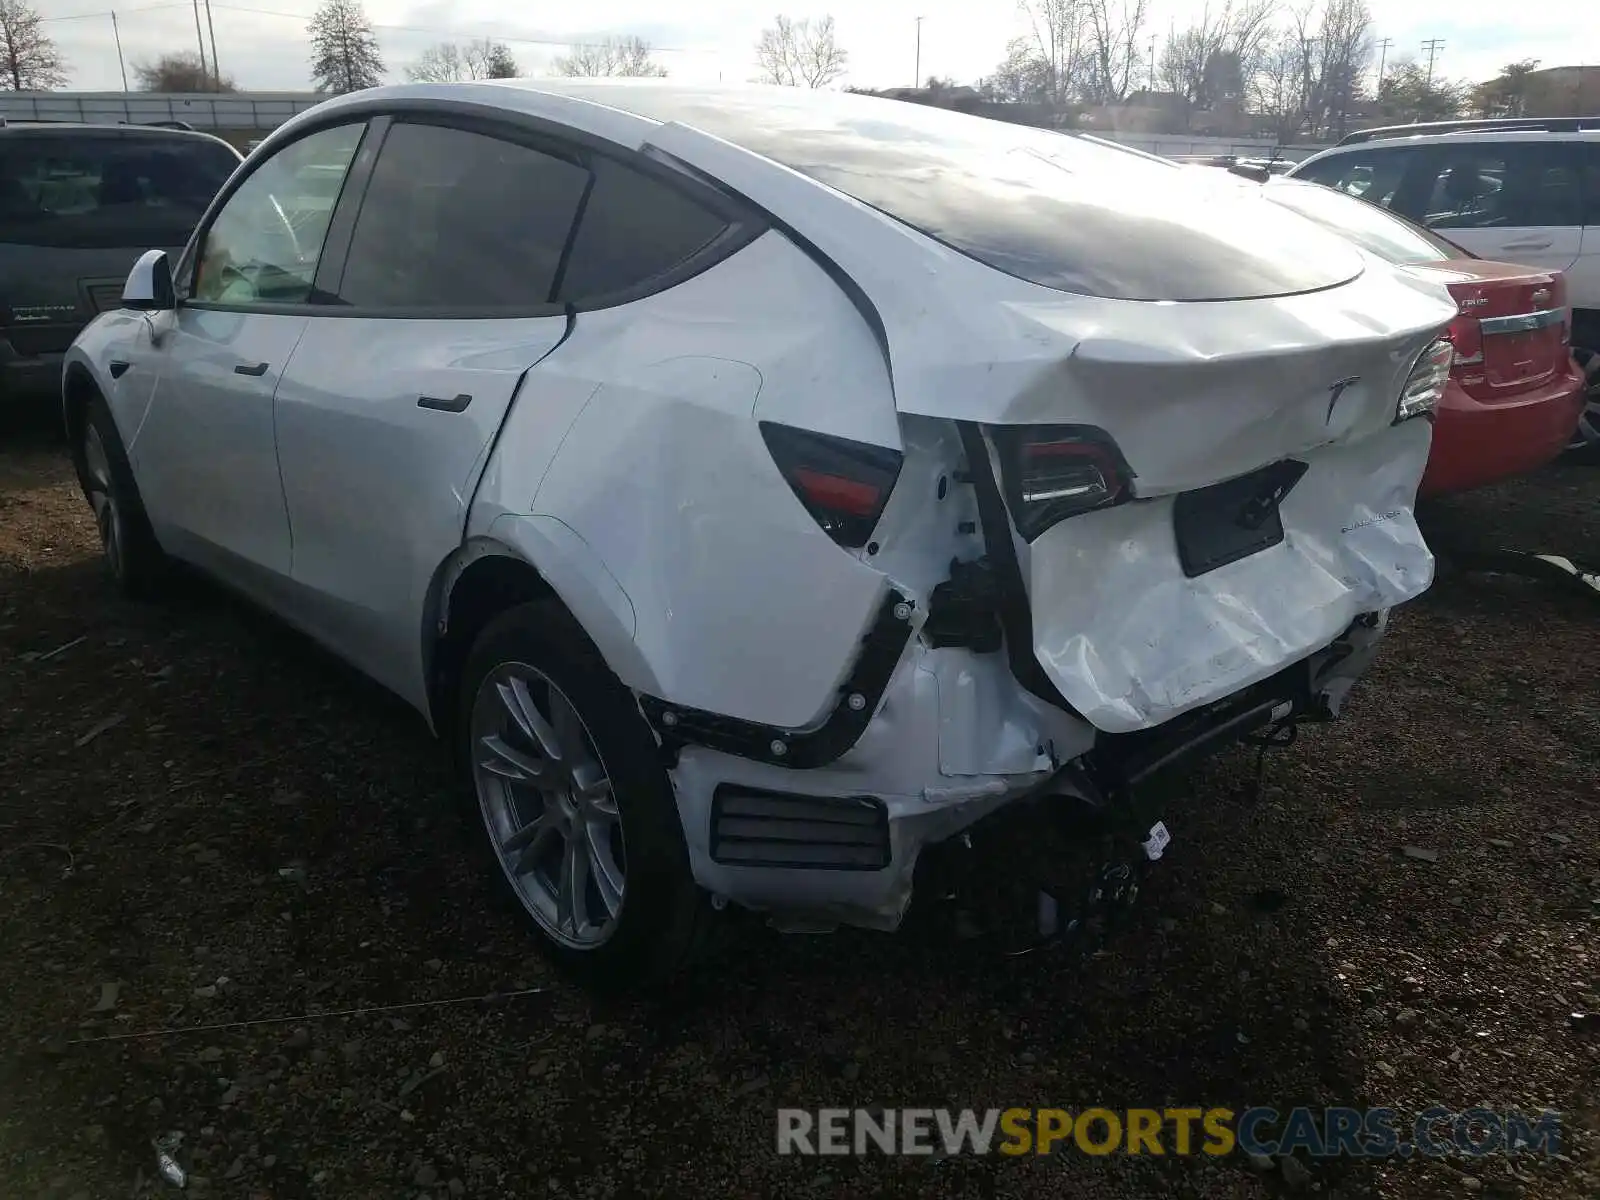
[1172,459,1308,578]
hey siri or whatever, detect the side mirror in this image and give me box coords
[122,249,175,312]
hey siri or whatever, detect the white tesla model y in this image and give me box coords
[63,81,1457,985]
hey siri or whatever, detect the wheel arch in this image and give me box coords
[61,360,102,484]
[423,517,652,740]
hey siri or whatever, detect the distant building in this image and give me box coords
[1518,65,1600,116]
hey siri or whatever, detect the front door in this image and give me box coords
[128,120,369,590]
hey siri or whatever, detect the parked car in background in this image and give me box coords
[1286,119,1600,457]
[0,122,240,404]
[64,82,1455,985]
[1260,178,1584,496]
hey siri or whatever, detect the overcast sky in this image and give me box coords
[42,0,1579,94]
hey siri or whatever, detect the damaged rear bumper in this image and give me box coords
[662,610,1391,932]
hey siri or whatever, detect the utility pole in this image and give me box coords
[1374,36,1392,92]
[204,0,221,90]
[1148,35,1156,91]
[191,0,210,87]
[1421,37,1445,89]
[914,16,923,88]
[110,12,129,91]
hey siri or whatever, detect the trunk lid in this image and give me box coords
[1409,261,1570,402]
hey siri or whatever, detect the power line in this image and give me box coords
[40,3,191,22]
[1374,36,1393,90]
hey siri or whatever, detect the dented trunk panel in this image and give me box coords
[1023,419,1435,733]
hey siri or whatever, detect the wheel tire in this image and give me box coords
[456,599,709,990]
[79,395,167,598]
[1564,344,1600,464]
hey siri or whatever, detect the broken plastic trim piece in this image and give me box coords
[638,589,915,769]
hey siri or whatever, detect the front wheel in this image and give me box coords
[79,396,167,597]
[456,600,709,989]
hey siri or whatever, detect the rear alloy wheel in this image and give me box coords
[456,600,709,987]
[471,663,627,949]
[1568,345,1600,461]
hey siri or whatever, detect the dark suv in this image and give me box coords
[0,122,241,402]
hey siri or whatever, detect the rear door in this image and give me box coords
[0,130,236,379]
[271,118,587,703]
[1402,140,1584,274]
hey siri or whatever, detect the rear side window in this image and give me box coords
[1293,147,1421,210]
[336,122,588,310]
[0,133,238,249]
[557,157,729,305]
[1418,143,1583,229]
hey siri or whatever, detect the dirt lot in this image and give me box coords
[1,418,1596,1200]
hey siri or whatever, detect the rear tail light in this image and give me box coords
[993,425,1134,541]
[1396,339,1453,422]
[1446,312,1484,367]
[759,421,902,548]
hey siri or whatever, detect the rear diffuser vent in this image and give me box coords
[709,786,890,871]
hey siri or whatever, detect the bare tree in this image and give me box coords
[308,0,384,94]
[552,35,667,78]
[406,38,518,82]
[753,15,848,88]
[1019,0,1089,106]
[1250,27,1307,139]
[0,0,66,91]
[469,38,518,79]
[981,36,1053,102]
[134,50,236,92]
[1159,0,1277,111]
[1083,0,1149,103]
[1298,0,1374,140]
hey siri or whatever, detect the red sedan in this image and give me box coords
[1262,178,1584,497]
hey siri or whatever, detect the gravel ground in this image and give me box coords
[1,419,1596,1200]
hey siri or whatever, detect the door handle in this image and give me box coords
[233,361,270,377]
[109,360,130,379]
[417,393,473,412]
[1500,239,1552,251]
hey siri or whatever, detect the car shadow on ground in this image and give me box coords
[2,442,1595,1198]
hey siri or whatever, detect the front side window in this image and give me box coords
[0,133,238,250]
[335,122,589,310]
[1420,143,1582,230]
[193,122,364,306]
[1293,147,1421,210]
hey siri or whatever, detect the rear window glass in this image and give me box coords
[1263,180,1457,265]
[529,84,1363,301]
[0,133,239,250]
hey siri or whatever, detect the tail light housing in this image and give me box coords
[993,425,1135,542]
[1396,339,1453,422]
[759,421,902,547]
[1445,312,1484,369]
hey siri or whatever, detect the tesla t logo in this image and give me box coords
[1325,376,1361,424]
[1531,288,1552,309]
